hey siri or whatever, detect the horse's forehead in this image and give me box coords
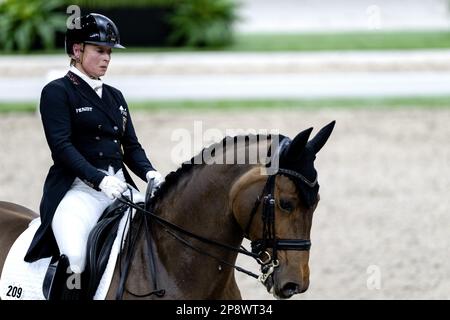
[275,175,297,194]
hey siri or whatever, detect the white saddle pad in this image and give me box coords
[0,196,142,300]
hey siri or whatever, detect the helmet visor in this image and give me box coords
[84,41,125,49]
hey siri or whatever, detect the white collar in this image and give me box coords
[69,66,103,97]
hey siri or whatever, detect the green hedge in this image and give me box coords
[0,0,66,52]
[167,0,239,47]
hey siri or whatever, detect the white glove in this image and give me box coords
[146,170,163,187]
[99,175,127,200]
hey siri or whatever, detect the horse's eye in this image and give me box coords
[279,199,294,212]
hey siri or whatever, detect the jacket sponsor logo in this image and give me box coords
[76,107,93,113]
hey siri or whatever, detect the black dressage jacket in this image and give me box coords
[24,71,155,262]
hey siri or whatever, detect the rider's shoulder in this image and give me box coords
[42,77,68,93]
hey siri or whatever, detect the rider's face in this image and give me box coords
[73,43,112,78]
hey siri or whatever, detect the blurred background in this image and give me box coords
[0,0,449,299]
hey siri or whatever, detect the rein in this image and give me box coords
[116,195,261,259]
[114,189,166,299]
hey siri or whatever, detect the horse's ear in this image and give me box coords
[307,121,336,154]
[285,127,313,158]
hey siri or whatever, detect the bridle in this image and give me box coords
[115,137,317,297]
[243,137,315,284]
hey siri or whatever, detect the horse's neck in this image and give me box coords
[157,163,252,239]
[149,164,253,298]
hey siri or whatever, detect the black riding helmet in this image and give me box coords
[65,13,125,55]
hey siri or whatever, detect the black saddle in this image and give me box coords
[84,197,142,299]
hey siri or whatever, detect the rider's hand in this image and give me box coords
[99,176,127,199]
[146,170,163,187]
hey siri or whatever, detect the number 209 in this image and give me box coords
[7,285,22,299]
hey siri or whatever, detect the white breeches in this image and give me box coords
[51,167,141,273]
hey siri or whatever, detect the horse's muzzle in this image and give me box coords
[270,268,310,299]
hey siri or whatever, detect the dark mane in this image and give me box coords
[152,133,285,203]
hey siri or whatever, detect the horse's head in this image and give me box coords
[230,121,335,299]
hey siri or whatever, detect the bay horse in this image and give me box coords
[0,121,335,299]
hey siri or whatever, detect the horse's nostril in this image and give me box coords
[281,282,301,298]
